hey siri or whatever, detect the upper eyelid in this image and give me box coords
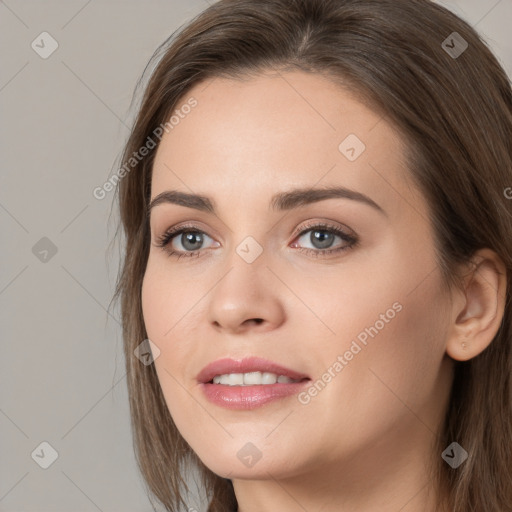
[157,220,351,236]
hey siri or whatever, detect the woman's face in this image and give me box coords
[142,70,455,484]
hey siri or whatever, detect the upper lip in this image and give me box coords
[197,356,311,384]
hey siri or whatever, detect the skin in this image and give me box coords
[141,70,507,512]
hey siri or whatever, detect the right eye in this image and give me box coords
[155,225,219,259]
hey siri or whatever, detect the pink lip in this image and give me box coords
[197,357,311,410]
[196,356,310,384]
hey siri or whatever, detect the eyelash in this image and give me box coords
[154,221,358,260]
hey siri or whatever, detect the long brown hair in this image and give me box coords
[110,0,512,510]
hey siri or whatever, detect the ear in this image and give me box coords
[445,248,507,362]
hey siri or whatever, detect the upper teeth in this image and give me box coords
[212,372,300,385]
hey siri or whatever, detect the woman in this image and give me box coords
[111,0,512,510]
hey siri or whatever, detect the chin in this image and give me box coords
[198,446,303,481]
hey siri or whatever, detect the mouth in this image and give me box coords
[207,372,310,386]
[197,357,311,410]
[197,356,311,385]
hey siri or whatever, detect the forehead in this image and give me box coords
[151,70,426,221]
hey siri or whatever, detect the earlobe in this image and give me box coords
[445,249,507,362]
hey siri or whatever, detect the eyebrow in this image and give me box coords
[147,186,386,217]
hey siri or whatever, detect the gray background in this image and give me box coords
[1,1,511,511]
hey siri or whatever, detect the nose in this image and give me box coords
[207,255,286,335]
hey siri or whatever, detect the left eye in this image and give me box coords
[292,226,353,251]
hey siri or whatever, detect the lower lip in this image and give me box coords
[200,380,311,410]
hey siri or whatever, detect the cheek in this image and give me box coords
[141,265,167,341]
[141,260,203,397]
[326,268,449,420]
[141,266,197,433]
[289,276,449,465]
[141,258,201,345]
[141,263,185,398]
[293,241,450,418]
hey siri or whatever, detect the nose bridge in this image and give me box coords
[220,232,270,304]
[217,200,271,271]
